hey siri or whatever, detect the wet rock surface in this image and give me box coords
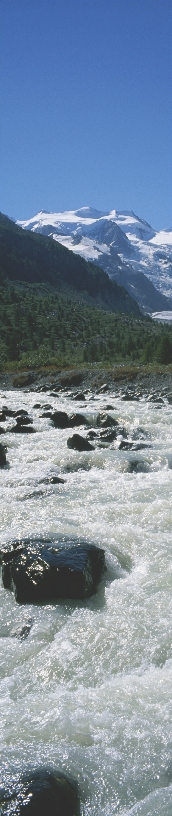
[69,413,89,427]
[67,434,94,452]
[51,410,69,428]
[1,538,105,603]
[96,412,119,429]
[0,767,80,815]
[0,442,6,466]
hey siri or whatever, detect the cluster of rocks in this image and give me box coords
[0,398,153,469]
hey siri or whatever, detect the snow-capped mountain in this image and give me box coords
[17,208,172,313]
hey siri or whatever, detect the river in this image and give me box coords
[0,386,172,815]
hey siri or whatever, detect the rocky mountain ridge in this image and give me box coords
[17,207,172,314]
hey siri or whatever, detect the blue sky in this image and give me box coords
[1,0,171,228]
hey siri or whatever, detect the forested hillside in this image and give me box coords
[0,213,140,315]
[0,282,172,369]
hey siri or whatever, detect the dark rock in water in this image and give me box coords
[10,618,32,640]
[69,413,89,428]
[0,411,6,422]
[103,404,114,411]
[16,416,33,426]
[125,459,148,473]
[87,430,98,440]
[130,427,149,441]
[118,440,136,450]
[96,412,119,429]
[0,426,5,434]
[67,434,94,452]
[99,429,118,443]
[43,404,52,410]
[1,538,105,602]
[1,767,80,815]
[51,411,69,428]
[33,403,41,409]
[121,392,141,402]
[40,411,53,418]
[119,439,151,451]
[2,406,15,416]
[0,442,6,466]
[42,476,65,485]
[14,409,29,417]
[10,425,36,434]
[121,392,135,401]
[72,392,85,401]
[147,394,164,403]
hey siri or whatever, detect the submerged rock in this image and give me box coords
[1,767,80,815]
[0,442,6,466]
[67,434,94,451]
[1,538,105,603]
[10,618,33,640]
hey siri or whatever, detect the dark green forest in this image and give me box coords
[0,282,172,370]
[0,211,172,370]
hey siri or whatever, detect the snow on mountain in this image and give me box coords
[16,207,172,312]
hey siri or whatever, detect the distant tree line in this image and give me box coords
[0,283,172,370]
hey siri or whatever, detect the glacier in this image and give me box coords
[16,207,172,313]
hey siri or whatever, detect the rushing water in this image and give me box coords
[0,387,172,815]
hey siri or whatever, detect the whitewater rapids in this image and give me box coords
[0,387,172,815]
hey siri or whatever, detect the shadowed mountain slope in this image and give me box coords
[0,213,140,315]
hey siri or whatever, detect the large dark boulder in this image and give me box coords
[14,409,29,416]
[1,538,105,603]
[67,434,94,452]
[0,411,6,422]
[1,406,15,417]
[0,442,6,466]
[51,411,69,428]
[69,414,89,428]
[0,767,80,815]
[15,415,33,425]
[96,412,119,429]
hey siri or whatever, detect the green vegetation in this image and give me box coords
[0,212,140,315]
[0,282,172,370]
[0,211,172,371]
